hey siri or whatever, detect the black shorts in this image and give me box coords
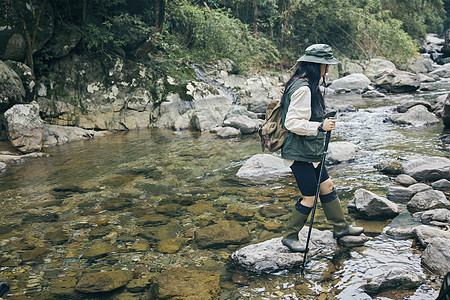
[290,161,329,196]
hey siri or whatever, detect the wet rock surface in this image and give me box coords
[349,189,401,219]
[362,268,425,294]
[75,270,133,293]
[422,238,450,276]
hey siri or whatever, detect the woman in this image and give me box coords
[280,44,364,252]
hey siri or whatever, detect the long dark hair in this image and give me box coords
[281,62,325,116]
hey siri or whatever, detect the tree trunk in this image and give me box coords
[253,0,258,37]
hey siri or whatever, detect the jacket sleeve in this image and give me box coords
[284,86,321,136]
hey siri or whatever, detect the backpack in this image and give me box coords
[258,79,307,152]
[258,97,288,152]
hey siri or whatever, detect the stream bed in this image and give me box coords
[0,83,449,299]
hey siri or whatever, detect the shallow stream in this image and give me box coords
[0,81,449,299]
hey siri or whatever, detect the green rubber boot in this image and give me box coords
[320,189,364,239]
[282,202,311,252]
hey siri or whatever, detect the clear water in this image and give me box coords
[0,82,449,299]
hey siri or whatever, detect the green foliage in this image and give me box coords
[165,0,279,71]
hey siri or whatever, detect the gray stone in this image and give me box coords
[223,115,261,134]
[403,156,450,181]
[4,60,35,102]
[0,60,26,107]
[421,238,450,276]
[231,228,338,273]
[394,174,417,186]
[362,89,386,98]
[442,94,450,128]
[374,159,404,175]
[75,270,133,293]
[433,93,449,118]
[351,189,401,219]
[386,186,414,203]
[412,225,450,247]
[405,57,435,74]
[396,101,432,113]
[46,23,83,59]
[236,154,290,178]
[328,73,371,91]
[341,61,364,76]
[413,209,450,225]
[194,220,250,248]
[0,162,5,172]
[216,126,241,138]
[385,227,415,239]
[431,179,450,191]
[327,141,361,164]
[375,69,420,93]
[337,234,369,247]
[151,268,220,300]
[429,63,450,78]
[389,105,440,126]
[224,105,258,120]
[407,190,450,213]
[408,183,432,194]
[4,101,45,153]
[362,268,425,294]
[44,124,104,147]
[363,59,397,82]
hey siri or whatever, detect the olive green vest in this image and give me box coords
[281,80,325,162]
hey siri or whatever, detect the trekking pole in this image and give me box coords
[300,129,332,276]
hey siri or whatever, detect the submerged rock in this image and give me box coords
[236,154,290,178]
[231,228,338,273]
[194,220,250,248]
[350,189,400,220]
[150,268,220,299]
[385,227,415,239]
[75,270,133,293]
[362,268,425,294]
[422,238,450,276]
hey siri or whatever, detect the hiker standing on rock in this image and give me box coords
[280,44,364,252]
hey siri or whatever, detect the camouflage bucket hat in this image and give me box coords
[297,44,340,65]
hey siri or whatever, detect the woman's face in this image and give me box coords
[320,64,329,77]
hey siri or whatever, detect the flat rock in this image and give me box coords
[403,156,450,181]
[231,227,338,273]
[75,270,133,293]
[195,220,250,248]
[151,268,220,299]
[386,186,414,203]
[362,268,425,294]
[385,227,416,239]
[431,179,450,191]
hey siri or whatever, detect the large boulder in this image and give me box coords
[0,28,26,61]
[150,268,220,300]
[194,220,251,248]
[374,69,420,93]
[442,94,450,128]
[403,156,450,181]
[327,141,362,164]
[412,225,450,247]
[429,63,450,78]
[4,60,35,102]
[421,238,450,276]
[236,154,290,178]
[407,190,450,213]
[4,101,45,153]
[0,60,26,110]
[413,208,450,225]
[349,189,401,220]
[362,268,425,295]
[45,22,83,59]
[152,93,192,130]
[328,74,371,91]
[231,228,338,273]
[43,124,107,147]
[389,105,440,126]
[36,97,82,126]
[363,59,397,82]
[404,57,435,74]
